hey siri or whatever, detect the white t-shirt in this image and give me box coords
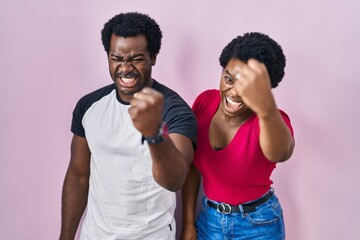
[71,81,197,239]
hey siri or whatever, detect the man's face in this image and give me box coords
[108,34,156,102]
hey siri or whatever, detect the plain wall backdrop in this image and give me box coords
[1,0,360,239]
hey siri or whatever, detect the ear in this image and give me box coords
[151,55,157,66]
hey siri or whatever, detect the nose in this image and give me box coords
[119,60,133,73]
[225,81,242,96]
[233,81,244,96]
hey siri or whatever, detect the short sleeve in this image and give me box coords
[279,109,294,137]
[71,99,86,137]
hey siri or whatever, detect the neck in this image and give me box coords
[218,106,253,127]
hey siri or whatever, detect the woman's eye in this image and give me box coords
[225,76,234,83]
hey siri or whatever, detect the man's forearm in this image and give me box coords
[149,134,194,192]
[59,172,89,240]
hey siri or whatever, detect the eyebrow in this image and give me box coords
[223,70,236,80]
[110,53,145,59]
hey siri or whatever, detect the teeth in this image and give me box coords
[226,96,241,108]
[121,77,136,83]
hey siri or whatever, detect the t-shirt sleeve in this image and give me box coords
[279,110,294,137]
[192,93,202,116]
[70,84,115,138]
[163,97,198,150]
[71,99,86,137]
[192,90,212,117]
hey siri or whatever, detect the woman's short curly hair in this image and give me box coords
[219,32,286,88]
[101,12,162,58]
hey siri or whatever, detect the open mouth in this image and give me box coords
[121,77,136,84]
[117,76,139,88]
[225,96,243,110]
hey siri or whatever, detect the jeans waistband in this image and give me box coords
[206,189,274,214]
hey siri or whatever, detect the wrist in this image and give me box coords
[258,106,278,120]
[144,122,169,144]
[182,219,196,226]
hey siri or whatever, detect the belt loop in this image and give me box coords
[238,204,246,217]
[203,195,211,208]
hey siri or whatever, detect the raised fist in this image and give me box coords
[128,87,164,137]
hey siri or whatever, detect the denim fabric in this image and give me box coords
[195,191,285,240]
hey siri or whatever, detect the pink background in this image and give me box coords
[1,0,360,239]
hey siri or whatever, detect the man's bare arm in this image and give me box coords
[129,87,195,191]
[59,135,90,240]
[148,133,194,192]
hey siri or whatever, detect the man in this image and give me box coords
[59,12,197,240]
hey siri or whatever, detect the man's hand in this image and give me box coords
[129,87,194,191]
[128,87,164,137]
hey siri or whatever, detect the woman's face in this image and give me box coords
[219,58,251,118]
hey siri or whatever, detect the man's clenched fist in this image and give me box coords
[129,87,164,137]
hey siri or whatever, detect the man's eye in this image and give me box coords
[132,58,144,63]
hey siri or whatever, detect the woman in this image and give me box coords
[181,32,295,240]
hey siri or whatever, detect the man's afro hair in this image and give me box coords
[101,12,162,58]
[219,32,286,88]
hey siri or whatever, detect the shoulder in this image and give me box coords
[151,80,192,115]
[74,84,115,113]
[196,89,218,100]
[278,109,291,120]
[152,80,181,100]
[77,84,115,106]
[195,89,218,103]
[151,80,190,110]
[278,109,294,136]
[152,80,198,147]
[192,89,219,111]
[72,84,115,122]
[71,84,115,137]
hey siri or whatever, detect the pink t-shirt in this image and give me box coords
[192,90,294,205]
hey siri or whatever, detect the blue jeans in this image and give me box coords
[195,190,285,240]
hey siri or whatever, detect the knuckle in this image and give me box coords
[146,97,156,106]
